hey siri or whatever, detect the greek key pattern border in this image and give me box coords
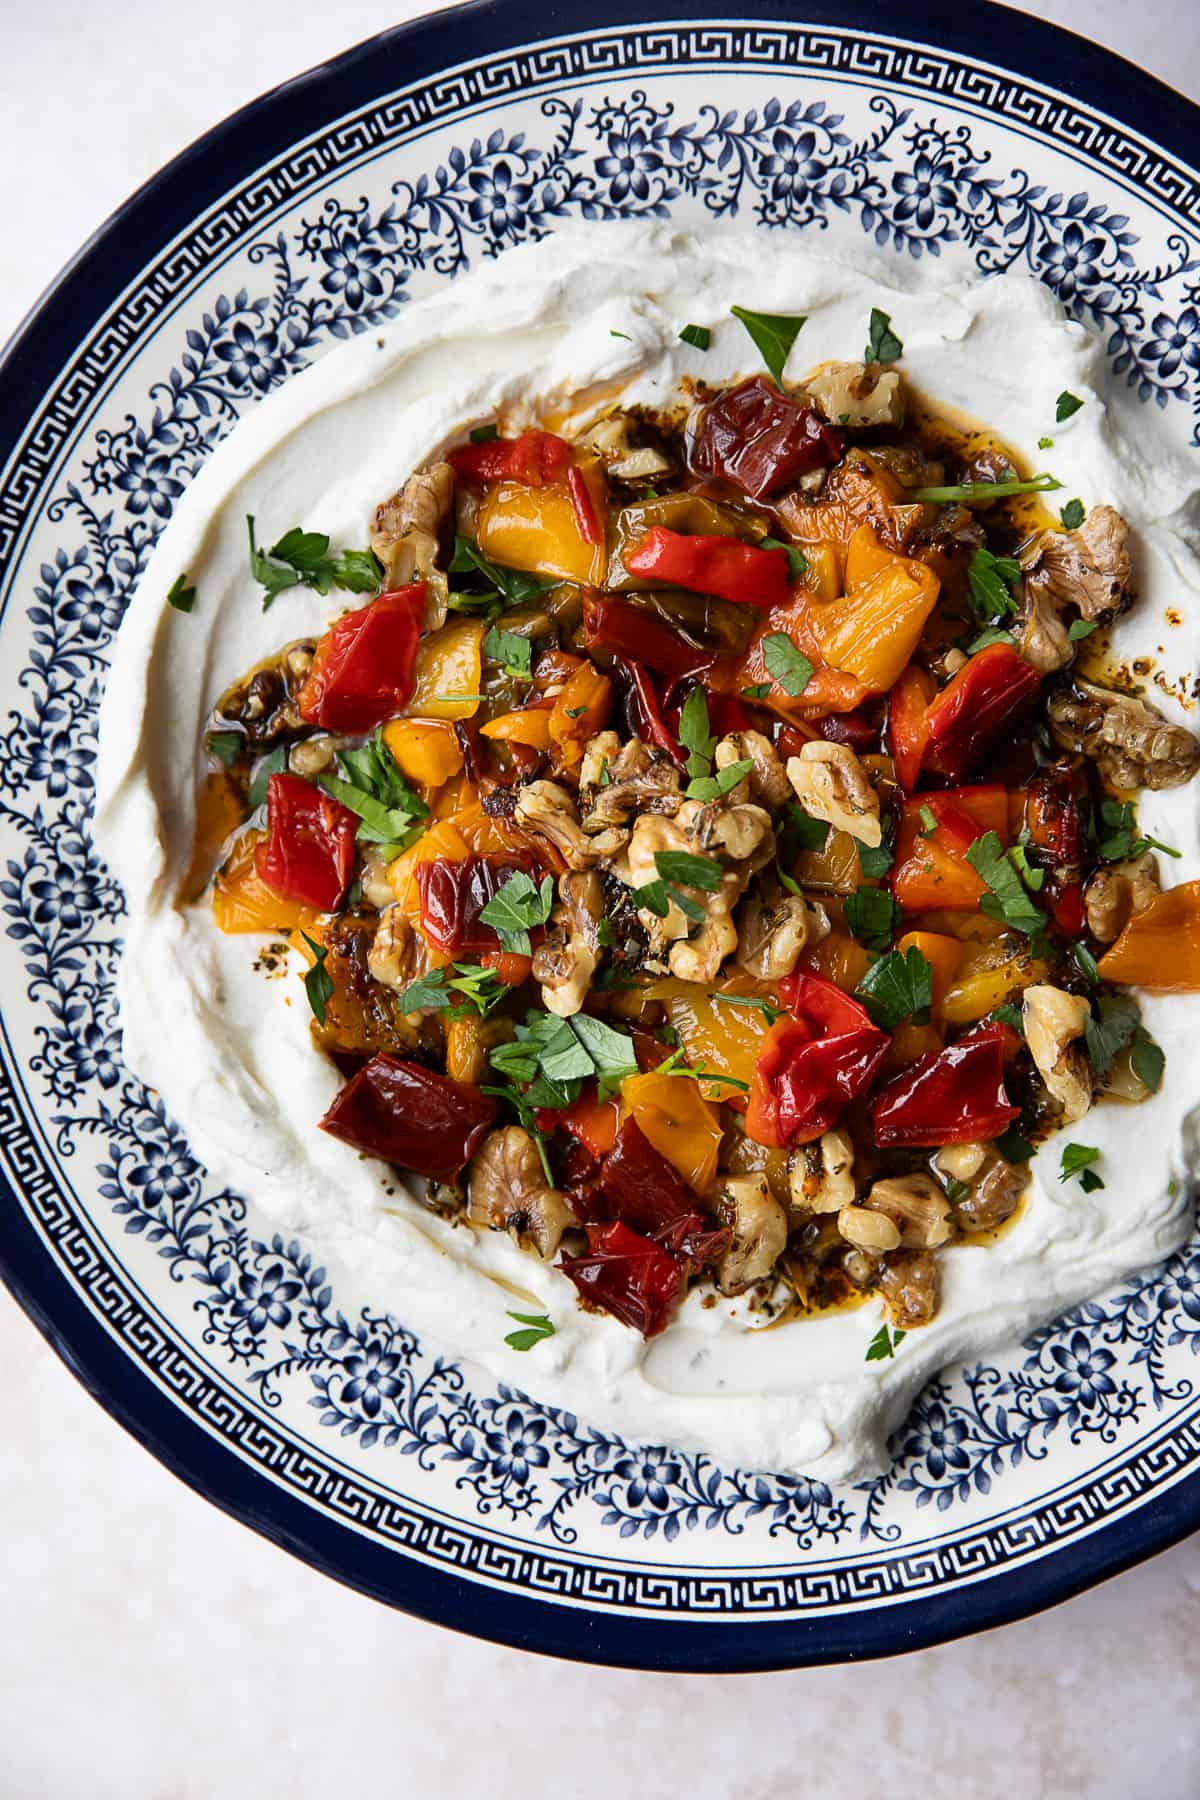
[2,1071,1197,1617]
[1,22,1197,572]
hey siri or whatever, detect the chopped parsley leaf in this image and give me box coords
[300,933,334,1026]
[478,870,555,956]
[844,885,901,953]
[864,307,903,364]
[679,323,711,350]
[247,516,382,610]
[966,831,1047,935]
[1056,390,1084,422]
[1084,993,1139,1078]
[1068,618,1097,641]
[687,758,754,803]
[760,535,808,581]
[482,625,533,681]
[470,422,499,443]
[995,1126,1036,1165]
[763,632,814,696]
[449,534,555,608]
[504,1311,556,1352]
[966,546,1022,626]
[166,572,196,613]
[865,1323,906,1362]
[729,305,807,385]
[1060,498,1085,529]
[1060,1142,1103,1191]
[206,731,241,767]
[855,943,933,1029]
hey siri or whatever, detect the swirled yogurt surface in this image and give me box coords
[95,223,1200,1481]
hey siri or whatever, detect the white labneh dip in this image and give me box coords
[95,223,1200,1481]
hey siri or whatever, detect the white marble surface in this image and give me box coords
[3,4,1200,1794]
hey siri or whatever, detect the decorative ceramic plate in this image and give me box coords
[3,0,1199,1670]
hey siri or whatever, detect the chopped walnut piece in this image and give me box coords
[1084,852,1161,943]
[580,735,682,829]
[468,1126,575,1260]
[838,1204,901,1254]
[736,881,828,981]
[788,1130,855,1215]
[372,461,454,627]
[532,872,603,1018]
[714,730,791,810]
[1022,983,1093,1124]
[1048,677,1200,791]
[717,1174,789,1294]
[514,780,627,870]
[785,742,882,846]
[805,360,905,429]
[864,1174,953,1249]
[954,1158,1026,1232]
[880,1250,940,1330]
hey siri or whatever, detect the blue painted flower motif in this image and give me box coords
[214,319,288,392]
[26,731,94,799]
[759,128,824,202]
[59,569,125,642]
[614,1451,682,1508]
[28,859,102,928]
[596,126,664,203]
[232,1262,304,1333]
[114,449,184,520]
[127,1137,197,1207]
[466,161,534,235]
[1143,309,1200,378]
[1157,1255,1200,1321]
[1039,221,1106,301]
[485,1408,550,1482]
[891,153,957,229]
[340,1339,405,1416]
[319,236,386,311]
[1049,1332,1117,1404]
[65,1018,121,1091]
[906,1405,970,1479]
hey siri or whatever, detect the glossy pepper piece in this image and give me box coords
[690,376,844,500]
[319,1053,497,1182]
[298,585,426,734]
[871,1023,1019,1147]
[887,662,936,792]
[625,526,792,610]
[621,1072,723,1193]
[1097,879,1200,992]
[923,644,1042,782]
[254,773,358,911]
[583,591,710,682]
[415,852,539,956]
[1024,760,1087,933]
[622,660,688,767]
[891,785,1008,913]
[559,1220,683,1337]
[537,1087,621,1158]
[745,972,890,1149]
[446,429,572,486]
[811,559,940,694]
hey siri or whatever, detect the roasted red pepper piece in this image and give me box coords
[446,429,572,486]
[923,645,1042,782]
[415,853,539,955]
[319,1053,498,1181]
[254,772,358,910]
[298,585,425,734]
[536,1087,621,1158]
[583,592,707,682]
[621,660,688,767]
[891,785,1008,913]
[568,1119,728,1271]
[871,1023,1019,1148]
[566,464,602,544]
[816,706,881,751]
[1024,761,1086,933]
[560,1220,683,1337]
[888,663,935,792]
[625,526,791,610]
[746,973,890,1148]
[690,376,844,500]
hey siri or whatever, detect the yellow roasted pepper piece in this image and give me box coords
[477,462,607,586]
[405,619,486,720]
[812,554,940,693]
[480,707,553,750]
[942,941,1049,1026]
[621,1070,723,1193]
[645,979,772,1101]
[211,830,318,936]
[383,718,464,788]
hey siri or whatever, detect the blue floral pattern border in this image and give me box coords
[2,74,1200,1577]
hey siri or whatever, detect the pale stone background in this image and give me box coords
[2,4,1199,1795]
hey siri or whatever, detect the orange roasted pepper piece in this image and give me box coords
[212,830,319,936]
[549,660,612,767]
[476,457,607,586]
[382,718,464,788]
[621,1071,723,1193]
[480,707,553,750]
[1097,880,1200,991]
[404,619,486,721]
[810,553,940,693]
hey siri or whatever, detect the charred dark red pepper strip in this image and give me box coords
[923,644,1042,782]
[560,1220,683,1337]
[415,852,541,956]
[583,592,709,683]
[320,1054,498,1181]
[1025,760,1088,935]
[622,660,688,768]
[690,375,844,500]
[298,585,426,734]
[566,464,601,545]
[626,525,791,610]
[446,429,572,487]
[746,972,890,1148]
[871,1023,1019,1148]
[255,772,358,911]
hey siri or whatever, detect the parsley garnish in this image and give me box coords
[1056,390,1084,422]
[995,1126,1035,1164]
[483,625,533,681]
[992,1003,1025,1032]
[944,1177,970,1203]
[857,832,895,880]
[779,800,830,857]
[167,572,196,613]
[395,963,507,1017]
[760,536,808,581]
[742,683,771,701]
[1007,842,1045,892]
[470,422,499,443]
[248,745,288,810]
[1095,798,1180,864]
[489,1009,638,1105]
[653,850,724,891]
[1068,619,1097,643]
[729,305,807,384]
[844,886,901,952]
[763,633,814,696]
[855,944,933,1029]
[1132,1031,1166,1092]
[449,535,555,608]
[206,731,241,767]
[504,1311,556,1352]
[1060,498,1085,529]
[610,329,632,340]
[247,516,382,611]
[679,323,711,350]
[1084,993,1139,1078]
[1060,1142,1103,1191]
[1038,435,1054,450]
[394,969,450,1012]
[318,729,429,851]
[911,473,1062,504]
[652,1047,749,1092]
[479,870,555,956]
[301,933,334,1026]
[966,831,1047,935]
[711,993,785,1023]
[864,307,903,364]
[677,687,716,779]
[966,546,1022,625]
[967,626,1018,654]
[1072,941,1100,984]
[687,758,754,803]
[865,1323,907,1362]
